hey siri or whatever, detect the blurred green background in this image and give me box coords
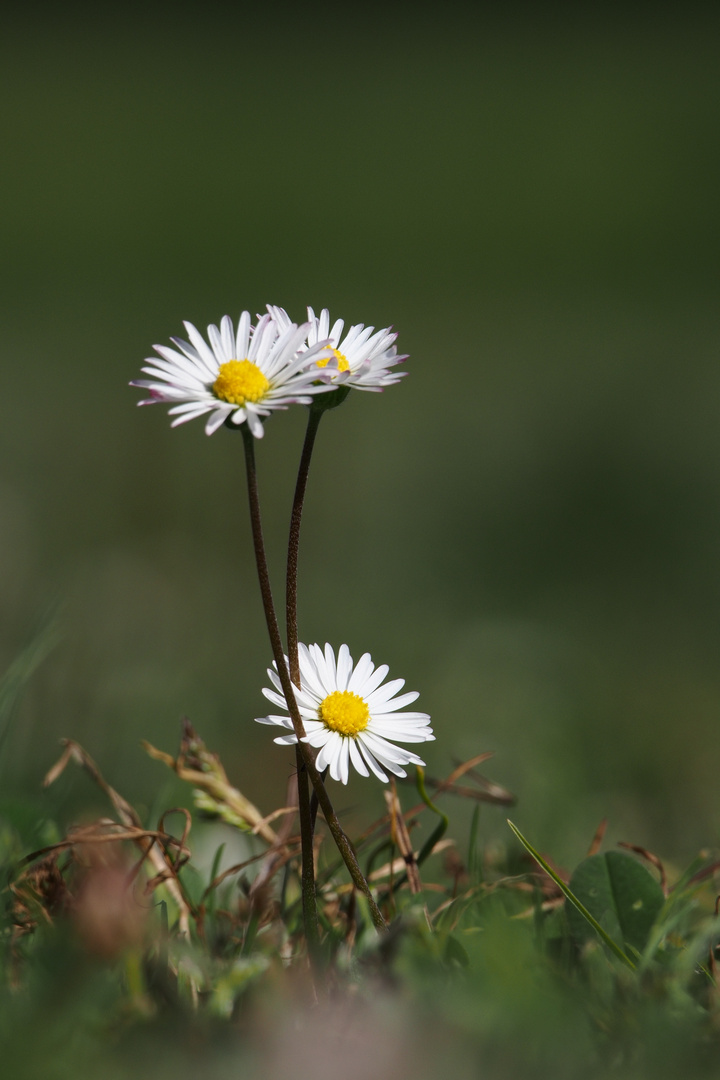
[1,4,719,866]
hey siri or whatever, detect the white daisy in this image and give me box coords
[256,643,434,785]
[131,311,333,438]
[266,306,408,392]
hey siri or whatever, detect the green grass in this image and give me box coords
[2,705,720,1080]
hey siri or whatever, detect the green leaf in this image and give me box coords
[444,933,470,969]
[507,820,636,970]
[567,851,665,954]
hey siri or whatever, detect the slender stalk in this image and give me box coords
[286,406,323,685]
[239,427,321,964]
[295,745,316,937]
[309,768,326,835]
[241,427,387,933]
[286,410,324,934]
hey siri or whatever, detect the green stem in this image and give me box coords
[241,427,387,934]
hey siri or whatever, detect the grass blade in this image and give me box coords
[507,819,636,971]
[0,609,61,756]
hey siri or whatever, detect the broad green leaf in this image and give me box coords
[567,851,664,954]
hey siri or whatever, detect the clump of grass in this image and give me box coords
[1,727,719,1080]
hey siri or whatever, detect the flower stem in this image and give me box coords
[241,427,387,934]
[286,406,323,686]
[295,744,317,940]
[240,427,321,964]
[286,410,324,915]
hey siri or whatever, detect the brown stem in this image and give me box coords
[285,409,325,942]
[240,426,321,964]
[295,745,317,936]
[286,407,323,686]
[241,426,387,933]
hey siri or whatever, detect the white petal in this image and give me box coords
[168,400,214,416]
[267,668,283,692]
[266,305,293,335]
[360,735,409,778]
[184,321,219,374]
[310,644,334,695]
[363,731,425,769]
[307,644,329,686]
[220,315,235,358]
[303,727,333,749]
[262,688,289,710]
[205,407,232,435]
[207,322,223,359]
[170,406,212,426]
[370,711,431,726]
[255,714,294,728]
[297,647,326,699]
[368,692,421,713]
[297,705,320,721]
[368,723,433,743]
[357,663,390,698]
[245,408,265,439]
[335,644,353,690]
[348,738,370,777]
[247,314,272,361]
[355,739,389,782]
[323,643,338,686]
[348,652,374,693]
[329,318,344,343]
[337,740,350,785]
[235,311,251,357]
[151,347,208,382]
[316,732,342,775]
[365,678,406,707]
[294,684,320,709]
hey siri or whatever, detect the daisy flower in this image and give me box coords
[131,311,333,438]
[256,643,434,785]
[266,306,408,391]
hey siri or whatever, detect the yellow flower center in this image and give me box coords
[318,690,369,737]
[212,359,269,406]
[316,348,350,373]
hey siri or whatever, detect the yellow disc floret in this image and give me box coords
[319,690,370,737]
[213,359,270,406]
[316,348,350,373]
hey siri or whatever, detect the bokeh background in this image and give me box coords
[1,3,719,869]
